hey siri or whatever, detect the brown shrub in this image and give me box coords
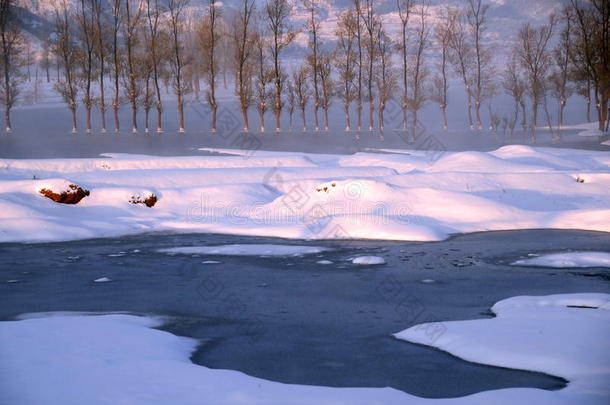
[129,194,157,208]
[39,184,90,204]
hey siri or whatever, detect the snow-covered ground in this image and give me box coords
[0,145,609,243]
[512,252,610,268]
[1,293,608,405]
[158,244,330,256]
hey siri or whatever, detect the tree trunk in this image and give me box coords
[412,110,418,142]
[368,100,374,132]
[241,107,249,133]
[145,109,150,133]
[543,97,556,142]
[442,106,448,131]
[466,89,474,129]
[558,101,565,129]
[301,106,306,131]
[475,99,482,130]
[324,107,329,131]
[156,103,163,133]
[211,105,217,133]
[599,93,609,132]
[313,103,319,131]
[178,98,185,133]
[113,103,120,133]
[259,109,265,133]
[344,106,351,131]
[71,107,78,133]
[275,106,281,133]
[132,104,138,133]
[4,108,11,133]
[86,104,92,134]
[531,100,538,143]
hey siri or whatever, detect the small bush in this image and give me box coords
[39,184,90,204]
[129,194,157,207]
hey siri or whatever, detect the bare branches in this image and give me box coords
[265,0,295,132]
[0,0,26,132]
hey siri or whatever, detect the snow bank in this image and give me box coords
[0,146,609,243]
[396,293,610,404]
[512,252,610,268]
[2,294,609,404]
[158,244,330,257]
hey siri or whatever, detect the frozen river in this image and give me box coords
[2,229,609,398]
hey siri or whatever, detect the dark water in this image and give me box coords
[2,102,608,159]
[2,229,610,398]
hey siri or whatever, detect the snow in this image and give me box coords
[1,293,609,405]
[352,256,386,265]
[512,252,610,268]
[316,260,334,265]
[396,293,610,404]
[158,244,330,257]
[93,277,111,283]
[0,146,609,243]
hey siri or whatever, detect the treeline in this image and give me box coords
[0,0,609,141]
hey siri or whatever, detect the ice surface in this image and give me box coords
[512,252,610,268]
[158,244,330,256]
[352,256,386,265]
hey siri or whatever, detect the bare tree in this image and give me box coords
[502,51,527,137]
[123,0,144,133]
[145,0,166,132]
[361,0,378,131]
[53,1,80,133]
[232,0,256,132]
[447,7,474,129]
[376,26,395,134]
[396,0,413,132]
[0,0,25,133]
[92,0,108,132]
[431,6,451,131]
[335,8,357,131]
[569,0,610,131]
[408,2,429,142]
[286,77,295,131]
[140,34,155,133]
[168,0,191,133]
[110,0,122,132]
[254,30,271,132]
[516,16,555,142]
[304,0,321,131]
[550,6,573,129]
[265,0,295,132]
[318,50,333,131]
[198,0,220,132]
[293,66,310,131]
[465,0,494,130]
[77,0,95,133]
[352,0,363,131]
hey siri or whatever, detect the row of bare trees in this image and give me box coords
[1,0,609,140]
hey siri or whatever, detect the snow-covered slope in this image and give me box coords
[0,145,608,243]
